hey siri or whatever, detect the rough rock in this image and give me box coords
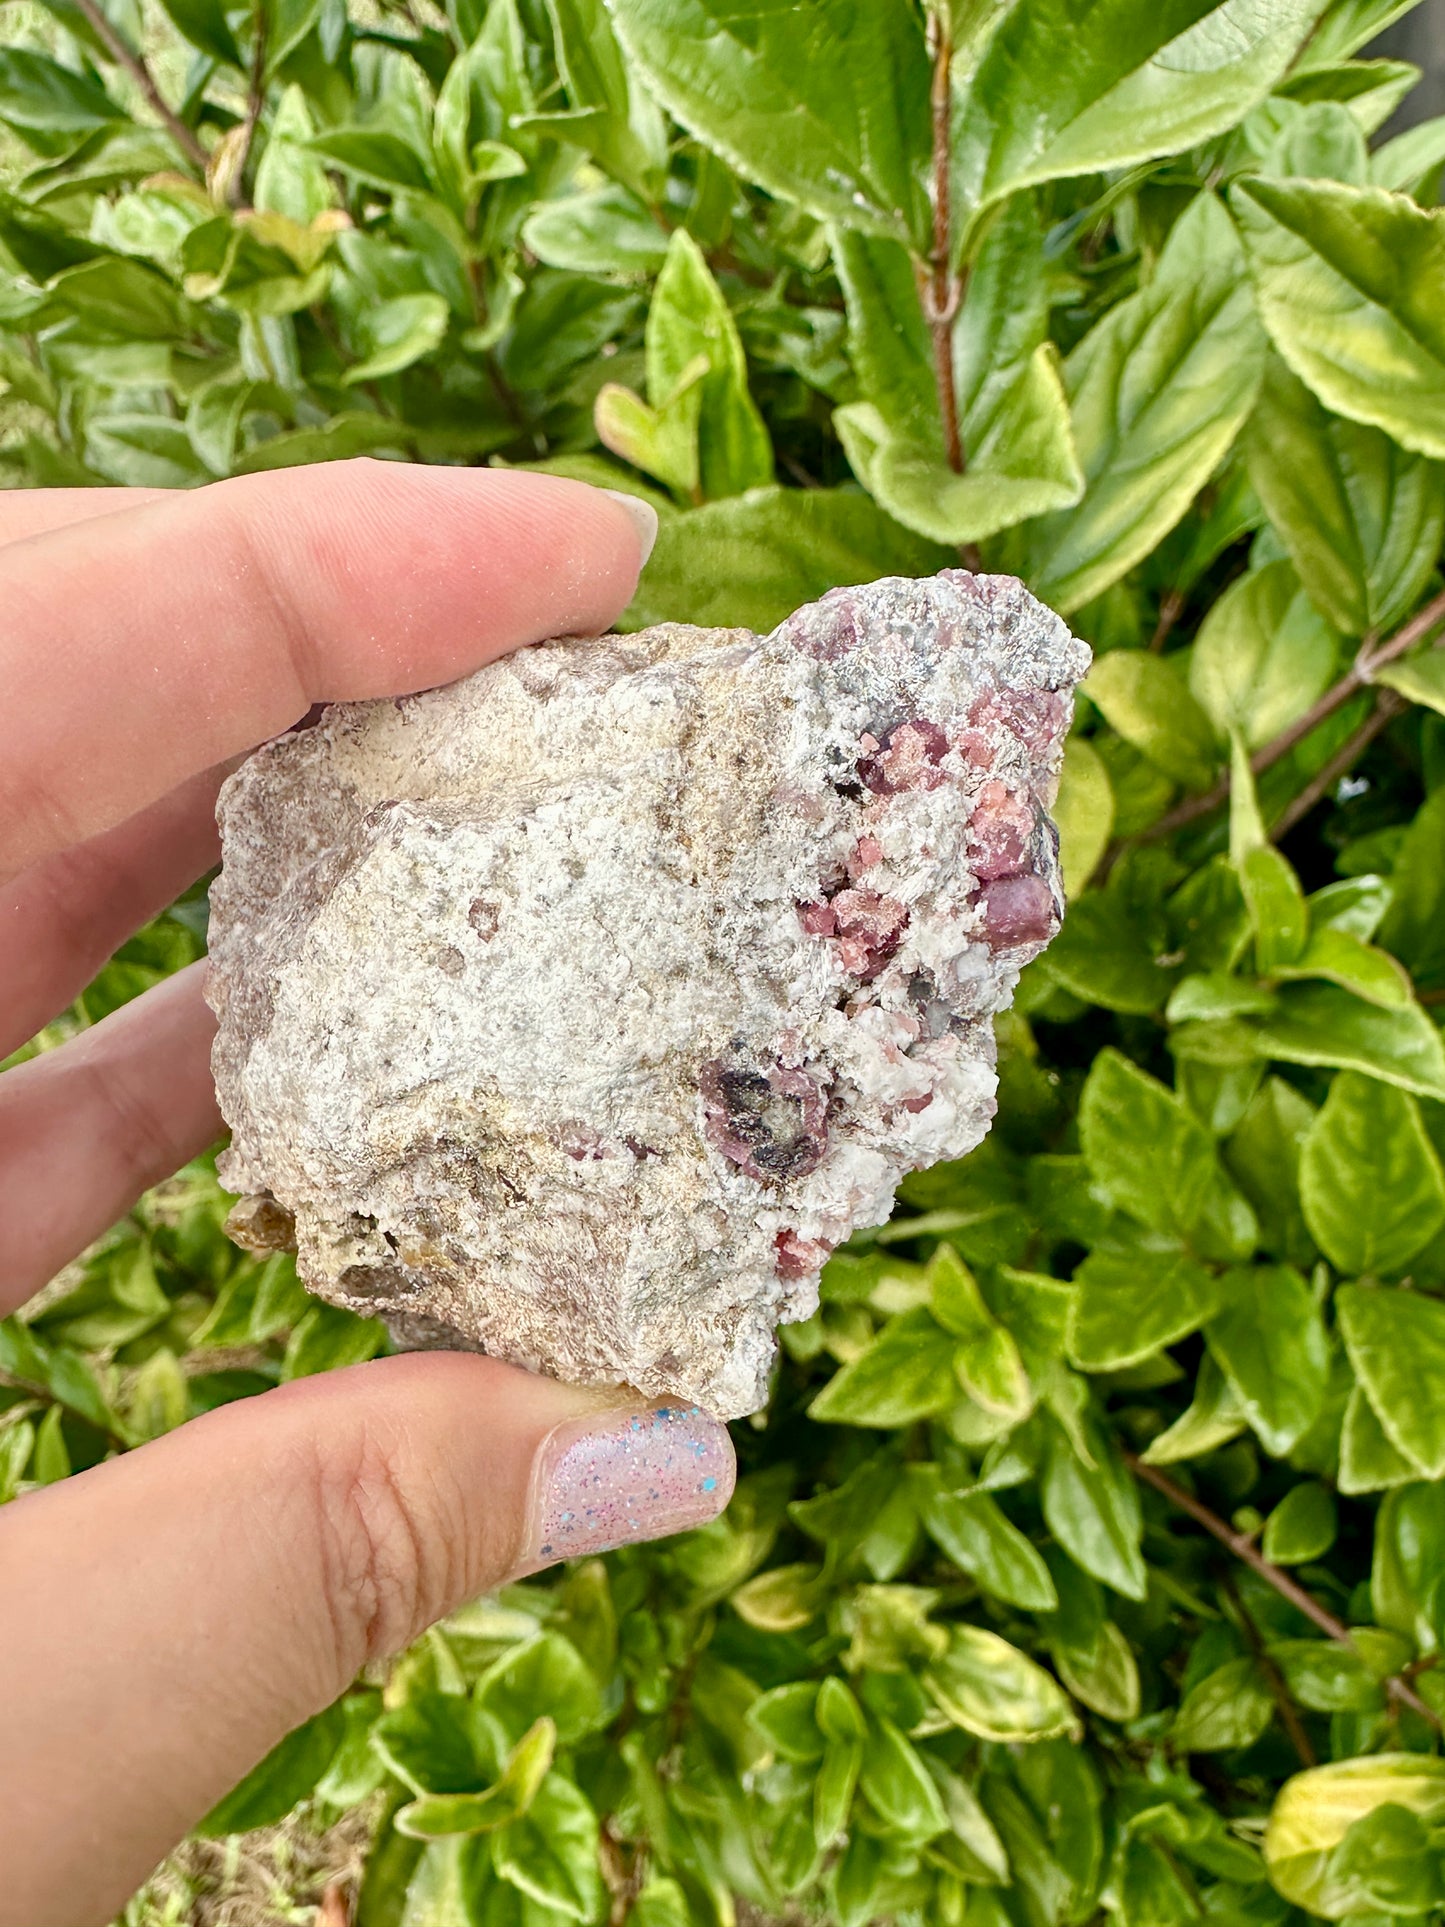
[207,571,1089,1419]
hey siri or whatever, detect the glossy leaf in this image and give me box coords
[1234,175,1445,460]
[1300,1070,1445,1275]
[1205,1264,1330,1455]
[606,0,932,245]
[924,1625,1078,1743]
[1338,1283,1445,1476]
[1022,191,1266,612]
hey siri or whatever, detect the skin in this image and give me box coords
[0,462,723,1927]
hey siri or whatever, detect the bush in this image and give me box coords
[6,0,1445,1920]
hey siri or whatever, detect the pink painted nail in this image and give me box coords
[525,1401,735,1565]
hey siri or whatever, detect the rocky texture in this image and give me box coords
[207,572,1088,1419]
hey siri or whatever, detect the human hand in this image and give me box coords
[0,462,735,1927]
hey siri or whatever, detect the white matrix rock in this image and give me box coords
[208,571,1089,1419]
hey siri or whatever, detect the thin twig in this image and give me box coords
[1129,1455,1442,1731]
[232,0,270,205]
[1269,692,1405,845]
[70,0,209,173]
[1120,586,1445,851]
[1421,987,1445,1008]
[1222,1573,1316,1767]
[924,13,963,479]
[1149,589,1184,654]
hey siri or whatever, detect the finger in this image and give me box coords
[0,963,220,1313]
[1,461,656,876]
[0,484,166,546]
[0,1352,734,1927]
[0,764,232,1060]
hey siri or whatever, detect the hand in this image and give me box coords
[0,462,735,1927]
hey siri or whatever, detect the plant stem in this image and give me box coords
[1149,589,1184,654]
[1269,691,1405,845]
[1124,585,1445,849]
[71,0,210,173]
[926,15,963,478]
[1221,1573,1316,1768]
[233,2,270,205]
[1129,1454,1442,1732]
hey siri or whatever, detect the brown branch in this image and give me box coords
[1268,691,1405,845]
[1221,1573,1316,1767]
[1129,1455,1442,1731]
[232,0,270,206]
[1421,987,1445,1008]
[70,0,209,173]
[1121,586,1445,851]
[924,14,964,479]
[1149,589,1185,654]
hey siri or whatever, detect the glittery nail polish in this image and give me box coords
[525,1401,735,1565]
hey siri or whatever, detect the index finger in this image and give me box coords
[0,461,655,877]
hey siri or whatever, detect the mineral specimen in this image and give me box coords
[207,571,1088,1420]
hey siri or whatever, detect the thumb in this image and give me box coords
[0,1352,734,1927]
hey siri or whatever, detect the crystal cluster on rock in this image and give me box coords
[207,571,1088,1420]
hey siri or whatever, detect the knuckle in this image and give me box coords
[309,1421,458,1671]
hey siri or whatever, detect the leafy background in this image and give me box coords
[5,0,1445,1921]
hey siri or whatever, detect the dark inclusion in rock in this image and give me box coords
[207,571,1088,1419]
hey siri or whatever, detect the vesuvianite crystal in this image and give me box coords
[207,571,1088,1418]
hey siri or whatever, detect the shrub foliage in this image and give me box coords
[5,0,1445,1921]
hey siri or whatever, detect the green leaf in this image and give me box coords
[596,368,704,500]
[1245,980,1445,1102]
[1234,176,1445,461]
[1262,1481,1338,1564]
[1380,787,1445,992]
[1300,1071,1445,1276]
[814,1733,863,1847]
[492,1772,606,1921]
[641,228,772,500]
[808,1308,958,1427]
[156,0,243,66]
[1339,1379,1420,1493]
[859,1716,948,1842]
[606,0,932,246]
[929,1246,1033,1422]
[1052,1619,1141,1723]
[1190,559,1341,751]
[1082,650,1219,791]
[1265,1755,1445,1916]
[1079,1049,1257,1262]
[199,1702,347,1835]
[749,1683,824,1763]
[0,49,122,133]
[1041,887,1179,1015]
[397,1719,556,1839]
[344,292,450,384]
[1171,1656,1274,1751]
[955,0,1328,221]
[1273,925,1414,1009]
[397,1837,488,1927]
[475,1634,604,1748]
[1068,1247,1219,1372]
[1269,1639,1385,1713]
[1374,649,1445,719]
[233,414,407,474]
[1140,1353,1249,1463]
[547,0,669,201]
[522,185,670,276]
[1245,357,1445,638]
[1205,1264,1329,1455]
[621,484,949,633]
[1338,1282,1445,1477]
[1374,1482,1445,1643]
[309,129,436,194]
[1021,191,1266,613]
[1041,1416,1148,1599]
[282,1302,386,1378]
[1240,843,1308,973]
[1054,738,1114,899]
[920,1478,1057,1611]
[924,1625,1078,1744]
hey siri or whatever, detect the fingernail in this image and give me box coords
[599,488,659,568]
[523,1401,734,1566]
